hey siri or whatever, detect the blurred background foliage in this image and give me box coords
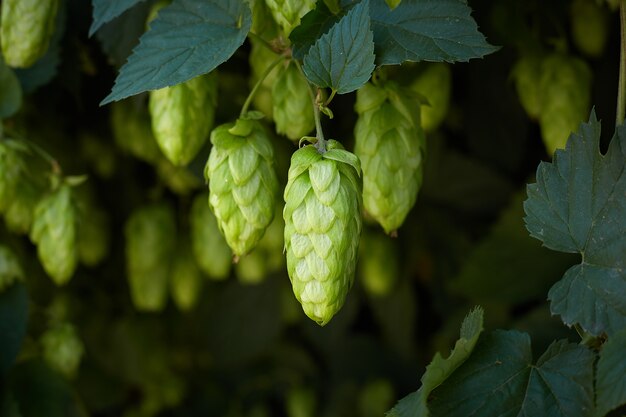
[0,0,621,415]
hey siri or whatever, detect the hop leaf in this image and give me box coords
[283,141,362,325]
[40,322,84,379]
[0,246,24,292]
[205,115,279,257]
[538,53,592,155]
[149,71,218,166]
[125,203,176,311]
[190,193,232,280]
[354,81,426,234]
[170,240,203,312]
[30,185,79,285]
[272,60,315,140]
[264,0,316,36]
[0,0,60,68]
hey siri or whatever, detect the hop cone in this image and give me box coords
[511,54,543,120]
[264,0,315,35]
[570,0,609,58]
[170,241,203,312]
[125,203,176,312]
[4,177,44,235]
[272,60,315,140]
[30,185,78,285]
[205,114,279,257]
[409,63,452,132]
[359,231,398,297]
[0,139,27,214]
[76,197,110,267]
[1,0,59,68]
[111,99,162,164]
[249,38,280,119]
[40,323,84,379]
[283,140,362,325]
[354,81,426,234]
[539,53,591,155]
[0,245,24,292]
[190,193,232,280]
[149,72,218,166]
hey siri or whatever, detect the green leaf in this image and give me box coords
[290,1,347,60]
[369,0,498,65]
[595,328,626,416]
[89,0,145,36]
[0,57,22,118]
[387,307,484,417]
[101,0,251,105]
[428,332,595,417]
[524,112,626,336]
[0,282,28,375]
[302,0,375,94]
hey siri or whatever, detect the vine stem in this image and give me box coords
[617,0,626,127]
[294,59,327,153]
[240,54,286,117]
[23,138,62,175]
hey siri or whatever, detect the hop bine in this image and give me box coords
[354,81,426,234]
[205,113,279,257]
[283,140,362,325]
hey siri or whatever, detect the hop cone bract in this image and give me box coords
[272,60,315,140]
[354,81,426,234]
[1,0,59,68]
[149,72,218,166]
[205,114,279,256]
[30,185,78,285]
[190,193,232,280]
[264,0,315,35]
[125,203,176,311]
[284,140,362,325]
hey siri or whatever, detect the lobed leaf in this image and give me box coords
[89,0,145,36]
[101,0,251,105]
[595,328,626,416]
[524,111,626,336]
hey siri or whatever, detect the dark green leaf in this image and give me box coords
[89,0,146,36]
[290,1,347,60]
[0,57,22,118]
[387,307,484,417]
[428,332,595,417]
[101,0,251,105]
[450,192,577,305]
[302,0,375,94]
[370,0,498,65]
[524,112,626,336]
[596,328,626,417]
[0,283,28,375]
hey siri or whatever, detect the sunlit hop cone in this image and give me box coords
[124,203,176,312]
[539,53,591,155]
[205,113,279,257]
[149,72,218,166]
[283,140,362,325]
[354,81,426,234]
[272,60,315,140]
[30,184,78,285]
[264,0,316,36]
[1,0,59,68]
[190,193,232,280]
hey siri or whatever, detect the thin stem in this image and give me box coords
[324,89,337,107]
[617,0,626,127]
[240,54,286,117]
[294,60,327,153]
[23,138,61,175]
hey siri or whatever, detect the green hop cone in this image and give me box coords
[125,203,176,312]
[357,379,394,417]
[76,201,110,267]
[205,114,279,257]
[570,0,609,58]
[0,139,28,214]
[0,0,59,68]
[170,241,203,311]
[511,53,543,120]
[358,231,398,297]
[264,0,315,36]
[235,251,268,285]
[409,63,452,132]
[249,38,281,119]
[272,60,315,140]
[190,193,232,280]
[538,53,592,155]
[354,81,426,234]
[286,386,316,417]
[149,72,218,166]
[40,322,84,379]
[0,245,24,292]
[4,177,44,235]
[111,99,162,164]
[283,140,362,326]
[30,184,78,285]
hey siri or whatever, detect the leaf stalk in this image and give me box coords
[240,54,286,117]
